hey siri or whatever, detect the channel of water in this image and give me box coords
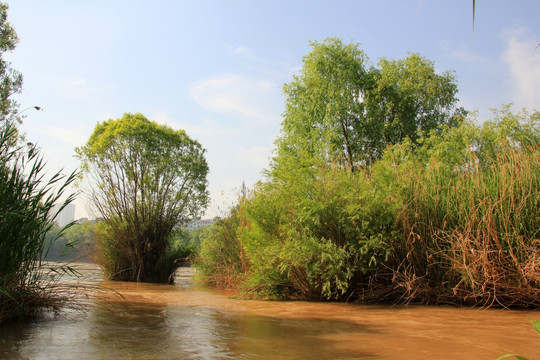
[0,263,539,359]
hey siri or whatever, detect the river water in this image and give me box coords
[0,263,539,359]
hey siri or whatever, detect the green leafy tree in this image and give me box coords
[43,222,97,261]
[76,113,209,282]
[278,38,371,170]
[275,38,465,171]
[0,3,21,124]
[364,54,466,158]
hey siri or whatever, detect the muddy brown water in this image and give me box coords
[0,263,539,359]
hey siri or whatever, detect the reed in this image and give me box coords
[390,116,539,307]
[195,206,249,290]
[0,120,77,323]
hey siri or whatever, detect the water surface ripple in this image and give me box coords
[1,264,539,359]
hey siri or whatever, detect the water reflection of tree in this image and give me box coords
[216,314,377,359]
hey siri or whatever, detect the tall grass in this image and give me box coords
[93,219,189,284]
[195,207,249,289]
[393,144,539,306]
[0,120,77,323]
[372,109,540,307]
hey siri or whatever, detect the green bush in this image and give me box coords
[217,165,398,300]
[195,208,249,289]
[196,107,540,307]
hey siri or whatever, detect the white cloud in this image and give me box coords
[189,74,282,125]
[43,125,87,147]
[237,145,272,169]
[72,78,87,86]
[232,46,250,55]
[452,48,485,64]
[501,27,540,110]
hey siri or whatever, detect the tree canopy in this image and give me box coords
[274,38,466,171]
[76,113,209,282]
[0,2,21,123]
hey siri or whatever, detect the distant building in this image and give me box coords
[50,203,75,227]
[185,218,218,231]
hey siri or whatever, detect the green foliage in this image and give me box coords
[0,2,22,121]
[0,121,77,322]
[531,318,540,336]
[279,38,370,169]
[365,54,465,153]
[43,222,97,261]
[76,113,209,282]
[495,355,529,360]
[171,225,212,255]
[230,38,462,300]
[238,166,397,300]
[198,106,539,306]
[276,37,464,171]
[195,208,249,289]
[93,220,131,281]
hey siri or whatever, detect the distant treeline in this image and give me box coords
[43,222,98,262]
[43,221,208,264]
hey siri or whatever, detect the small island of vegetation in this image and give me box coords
[196,38,539,309]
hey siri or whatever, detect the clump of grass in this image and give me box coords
[93,219,192,284]
[0,120,77,323]
[384,109,540,307]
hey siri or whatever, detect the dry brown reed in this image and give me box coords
[389,145,540,308]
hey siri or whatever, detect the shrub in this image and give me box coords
[195,207,249,290]
[236,165,397,300]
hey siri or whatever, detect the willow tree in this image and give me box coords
[277,38,371,171]
[76,113,209,282]
[275,38,465,172]
[363,54,466,160]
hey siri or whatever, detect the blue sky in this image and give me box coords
[5,1,540,219]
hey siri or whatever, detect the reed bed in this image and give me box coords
[195,207,249,290]
[398,146,539,307]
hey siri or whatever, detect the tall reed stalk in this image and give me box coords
[0,120,77,323]
[395,141,539,307]
[195,206,249,289]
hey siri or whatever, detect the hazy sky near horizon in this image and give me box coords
[5,1,540,219]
